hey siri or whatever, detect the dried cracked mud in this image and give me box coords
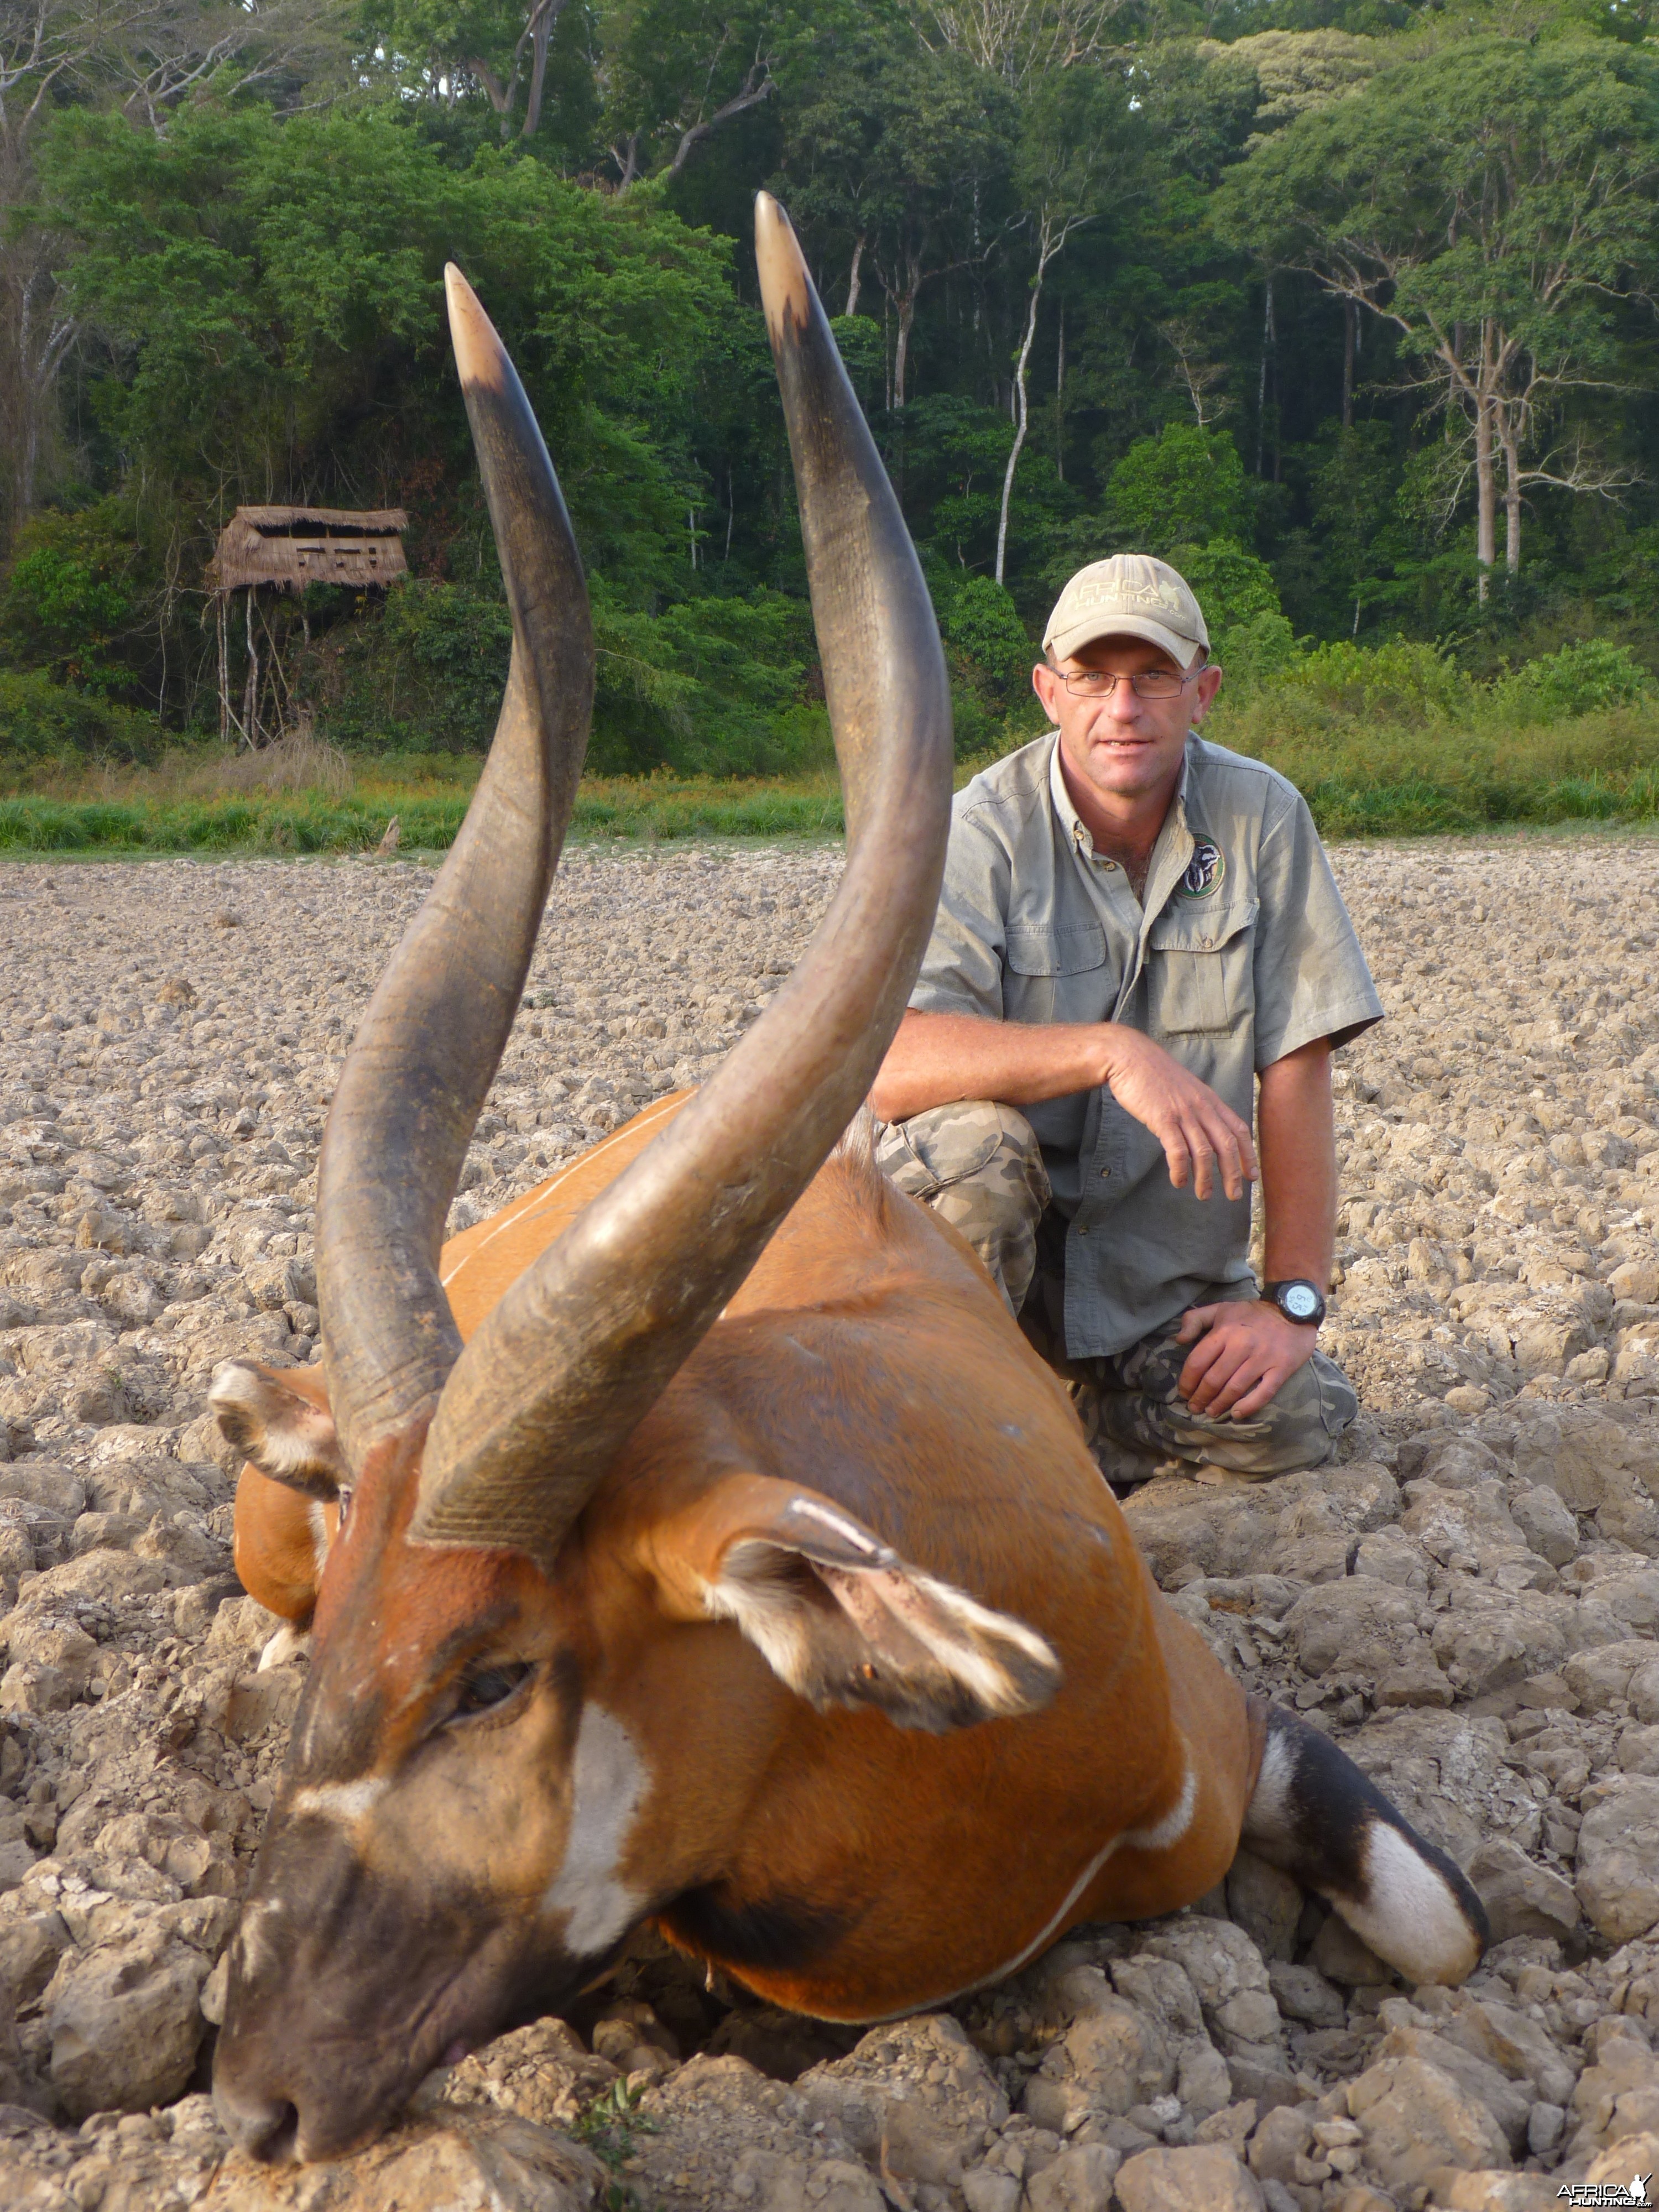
[2,832,1659,2212]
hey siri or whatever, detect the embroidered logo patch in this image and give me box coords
[1176,837,1225,900]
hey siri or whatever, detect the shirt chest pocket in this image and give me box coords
[1146,898,1258,1036]
[1004,924,1109,1021]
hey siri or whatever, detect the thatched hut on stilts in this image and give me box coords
[205,507,408,747]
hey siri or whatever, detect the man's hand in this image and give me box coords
[1098,1028,1257,1201]
[1175,1300,1316,1420]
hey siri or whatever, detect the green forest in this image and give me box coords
[6,0,1659,836]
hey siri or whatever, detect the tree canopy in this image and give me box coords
[6,0,1659,769]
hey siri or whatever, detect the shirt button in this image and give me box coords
[1100,1166,1112,1179]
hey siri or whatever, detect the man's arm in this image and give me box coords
[1176,1035,1336,1418]
[871,1008,1258,1203]
[1258,1035,1337,1288]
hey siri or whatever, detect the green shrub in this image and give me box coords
[309,580,513,752]
[0,671,162,764]
[1170,538,1296,687]
[940,576,1034,693]
[306,576,827,778]
[0,502,147,696]
[588,586,826,776]
[1489,638,1652,723]
[1104,425,1254,552]
[1270,637,1475,724]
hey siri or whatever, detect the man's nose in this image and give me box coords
[1103,679,1142,722]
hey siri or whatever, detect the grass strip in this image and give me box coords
[0,756,1656,856]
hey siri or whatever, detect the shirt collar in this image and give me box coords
[1045,729,1199,862]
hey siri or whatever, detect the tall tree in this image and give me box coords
[784,28,1014,411]
[994,66,1120,581]
[598,0,780,189]
[911,0,1125,87]
[1215,35,1659,591]
[0,0,347,542]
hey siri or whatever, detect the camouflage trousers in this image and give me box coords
[874,1098,1356,1484]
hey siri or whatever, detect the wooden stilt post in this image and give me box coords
[243,586,260,749]
[216,592,230,745]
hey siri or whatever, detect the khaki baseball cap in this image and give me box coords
[1043,554,1208,669]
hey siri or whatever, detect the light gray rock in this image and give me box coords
[1467,1837,1582,1944]
[1138,1919,1283,2059]
[1115,2142,1265,2211]
[1285,1578,1427,1678]
[1223,1852,1301,1965]
[1509,1482,1581,1566]
[1577,1778,1659,1942]
[46,1932,211,2119]
[1347,2051,1511,2192]
[1023,1995,1172,2130]
[1021,2143,1122,2211]
[729,2149,884,2212]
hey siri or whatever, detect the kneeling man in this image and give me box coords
[871,554,1382,1484]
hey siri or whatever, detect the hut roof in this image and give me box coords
[206,506,409,594]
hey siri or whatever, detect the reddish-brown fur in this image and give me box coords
[231,1092,1264,2017]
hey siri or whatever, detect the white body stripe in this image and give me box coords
[1121,1761,1197,1854]
[440,1095,684,1294]
[540,1705,648,1958]
[826,1755,1199,2025]
[289,1777,388,1824]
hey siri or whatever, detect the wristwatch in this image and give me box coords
[1263,1279,1327,1328]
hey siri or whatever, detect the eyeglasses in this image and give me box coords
[1057,665,1200,700]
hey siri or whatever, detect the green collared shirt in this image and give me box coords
[910,730,1383,1358]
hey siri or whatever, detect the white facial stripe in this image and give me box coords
[236,1896,284,1976]
[540,1705,648,1958]
[1122,1759,1197,1854]
[289,1777,388,1824]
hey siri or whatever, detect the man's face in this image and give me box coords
[1032,633,1223,810]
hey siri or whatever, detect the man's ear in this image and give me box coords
[208,1359,348,1500]
[645,1474,1061,1734]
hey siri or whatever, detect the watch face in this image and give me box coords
[1282,1282,1322,1322]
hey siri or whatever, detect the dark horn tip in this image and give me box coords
[754,193,813,346]
[445,264,509,395]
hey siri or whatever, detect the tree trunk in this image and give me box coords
[845,234,865,319]
[1473,320,1498,599]
[1499,416,1523,574]
[1255,273,1275,477]
[217,595,231,746]
[665,69,775,181]
[1474,394,1497,599]
[1055,295,1065,482]
[997,253,1047,587]
[894,284,915,409]
[522,7,552,139]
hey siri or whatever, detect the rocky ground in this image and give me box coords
[1,831,1657,2212]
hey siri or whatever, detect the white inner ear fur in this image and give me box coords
[208,1361,345,1491]
[702,1537,1059,1720]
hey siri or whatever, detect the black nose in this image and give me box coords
[215,2081,301,2164]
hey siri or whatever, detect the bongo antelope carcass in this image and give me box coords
[207,196,1488,2167]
